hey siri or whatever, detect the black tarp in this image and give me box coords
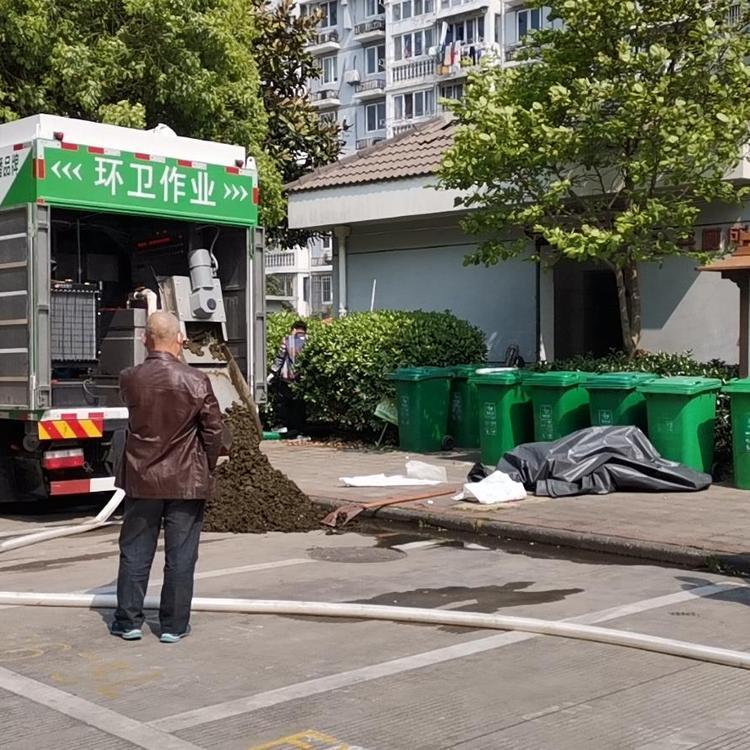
[492,426,711,497]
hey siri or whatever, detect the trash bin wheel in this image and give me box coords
[441,435,456,451]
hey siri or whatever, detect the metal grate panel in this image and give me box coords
[50,283,99,362]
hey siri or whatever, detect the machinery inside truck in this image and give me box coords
[2,208,257,501]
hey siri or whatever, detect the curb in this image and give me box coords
[310,497,750,573]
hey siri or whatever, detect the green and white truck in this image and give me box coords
[0,114,265,501]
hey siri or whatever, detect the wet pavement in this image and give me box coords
[2,500,750,749]
[263,441,750,569]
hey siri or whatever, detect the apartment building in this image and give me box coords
[303,0,554,142]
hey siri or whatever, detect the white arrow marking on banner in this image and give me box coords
[239,186,248,200]
[73,164,82,181]
[224,184,231,199]
[62,163,72,179]
[51,162,61,178]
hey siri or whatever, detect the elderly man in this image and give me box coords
[110,311,223,643]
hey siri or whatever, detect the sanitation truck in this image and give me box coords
[0,115,266,501]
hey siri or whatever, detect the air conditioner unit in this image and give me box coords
[344,69,361,84]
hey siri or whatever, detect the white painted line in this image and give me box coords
[0,665,203,750]
[150,581,748,733]
[90,558,317,595]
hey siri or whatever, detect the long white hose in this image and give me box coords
[2,488,750,672]
[1,590,749,670]
[0,489,125,552]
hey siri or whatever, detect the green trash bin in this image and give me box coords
[448,365,482,449]
[722,379,750,489]
[389,367,452,452]
[472,370,534,466]
[584,372,658,431]
[525,371,592,441]
[637,376,721,473]
[448,365,517,448]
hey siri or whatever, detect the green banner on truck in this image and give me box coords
[0,140,259,227]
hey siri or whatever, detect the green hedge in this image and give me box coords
[536,351,739,476]
[264,310,486,432]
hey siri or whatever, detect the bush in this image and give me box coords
[269,310,485,433]
[536,351,739,477]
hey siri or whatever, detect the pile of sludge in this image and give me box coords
[203,404,324,533]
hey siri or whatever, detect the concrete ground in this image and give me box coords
[263,442,750,568]
[3,498,750,749]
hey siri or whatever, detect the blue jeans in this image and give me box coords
[113,498,204,634]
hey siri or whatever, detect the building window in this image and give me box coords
[394,28,435,60]
[513,6,551,42]
[440,83,464,100]
[365,0,385,15]
[366,101,386,132]
[321,55,338,84]
[267,274,295,298]
[392,0,432,21]
[302,276,310,303]
[319,1,338,28]
[321,275,333,305]
[394,89,434,120]
[321,235,333,253]
[445,16,485,44]
[365,43,386,74]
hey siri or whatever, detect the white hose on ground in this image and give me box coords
[0,590,749,671]
[0,489,125,552]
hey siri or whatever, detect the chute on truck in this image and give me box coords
[0,115,265,501]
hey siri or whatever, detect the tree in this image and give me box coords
[0,0,339,232]
[439,0,750,354]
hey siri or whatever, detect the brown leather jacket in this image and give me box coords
[119,351,223,499]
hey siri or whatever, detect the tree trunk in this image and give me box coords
[613,266,635,355]
[613,262,641,356]
[624,261,642,353]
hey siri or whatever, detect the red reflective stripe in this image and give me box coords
[61,142,79,151]
[40,421,63,440]
[50,479,91,496]
[225,166,240,174]
[13,143,25,151]
[177,159,192,167]
[35,159,45,179]
[135,153,150,160]
[68,421,89,439]
[88,412,104,420]
[88,146,105,154]
[252,187,260,205]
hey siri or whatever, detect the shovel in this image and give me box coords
[320,487,458,529]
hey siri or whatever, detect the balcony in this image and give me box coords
[391,58,436,86]
[311,253,333,267]
[307,30,341,55]
[353,77,386,100]
[356,137,385,150]
[436,0,490,18]
[436,42,500,78]
[311,89,341,109]
[353,16,386,42]
[265,251,297,270]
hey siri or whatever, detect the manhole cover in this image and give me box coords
[308,546,406,563]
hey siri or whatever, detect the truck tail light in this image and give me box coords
[42,448,85,471]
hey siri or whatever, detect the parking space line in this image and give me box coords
[150,581,748,733]
[0,665,203,750]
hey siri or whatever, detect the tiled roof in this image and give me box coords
[286,117,455,193]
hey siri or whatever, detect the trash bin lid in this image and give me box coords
[722,378,750,394]
[525,371,591,388]
[585,372,659,390]
[389,367,451,382]
[637,376,722,395]
[470,370,522,386]
[451,365,484,379]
